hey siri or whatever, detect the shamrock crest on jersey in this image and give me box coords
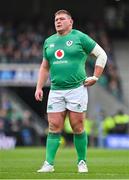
[55,49,64,59]
[66,40,73,46]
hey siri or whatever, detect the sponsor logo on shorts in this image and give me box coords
[48,105,53,110]
[77,104,81,109]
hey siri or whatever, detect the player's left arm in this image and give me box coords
[84,44,107,86]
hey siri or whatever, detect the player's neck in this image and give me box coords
[57,28,72,36]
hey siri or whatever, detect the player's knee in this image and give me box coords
[49,122,62,132]
[73,126,84,133]
[72,121,84,133]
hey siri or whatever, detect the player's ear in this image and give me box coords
[70,18,73,26]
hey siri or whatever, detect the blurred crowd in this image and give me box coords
[0,90,37,147]
[0,87,129,148]
[0,20,123,101]
[1,100,129,148]
[84,22,123,101]
[0,20,45,63]
[63,109,129,147]
[0,19,126,148]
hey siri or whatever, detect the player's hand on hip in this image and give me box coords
[84,76,98,86]
[35,89,43,101]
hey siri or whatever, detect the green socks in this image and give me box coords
[46,133,61,165]
[74,131,88,163]
[45,131,87,165]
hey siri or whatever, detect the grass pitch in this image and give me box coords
[0,147,129,179]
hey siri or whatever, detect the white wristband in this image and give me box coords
[86,76,99,81]
[93,76,99,81]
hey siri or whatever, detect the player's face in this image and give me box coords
[55,13,73,34]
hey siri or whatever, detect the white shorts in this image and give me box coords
[47,85,88,113]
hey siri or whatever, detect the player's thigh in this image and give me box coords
[66,86,88,112]
[47,90,66,112]
[48,111,67,132]
[69,111,86,133]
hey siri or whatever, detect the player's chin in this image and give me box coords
[56,27,63,33]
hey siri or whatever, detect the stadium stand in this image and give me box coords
[0,87,46,146]
[0,20,123,101]
[0,0,129,147]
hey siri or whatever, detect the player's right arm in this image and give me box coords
[35,59,49,101]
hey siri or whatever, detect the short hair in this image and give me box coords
[55,9,72,18]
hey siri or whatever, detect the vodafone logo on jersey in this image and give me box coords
[55,49,64,59]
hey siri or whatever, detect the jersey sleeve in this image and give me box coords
[80,32,96,54]
[43,40,48,60]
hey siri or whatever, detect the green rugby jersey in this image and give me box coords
[43,29,96,90]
